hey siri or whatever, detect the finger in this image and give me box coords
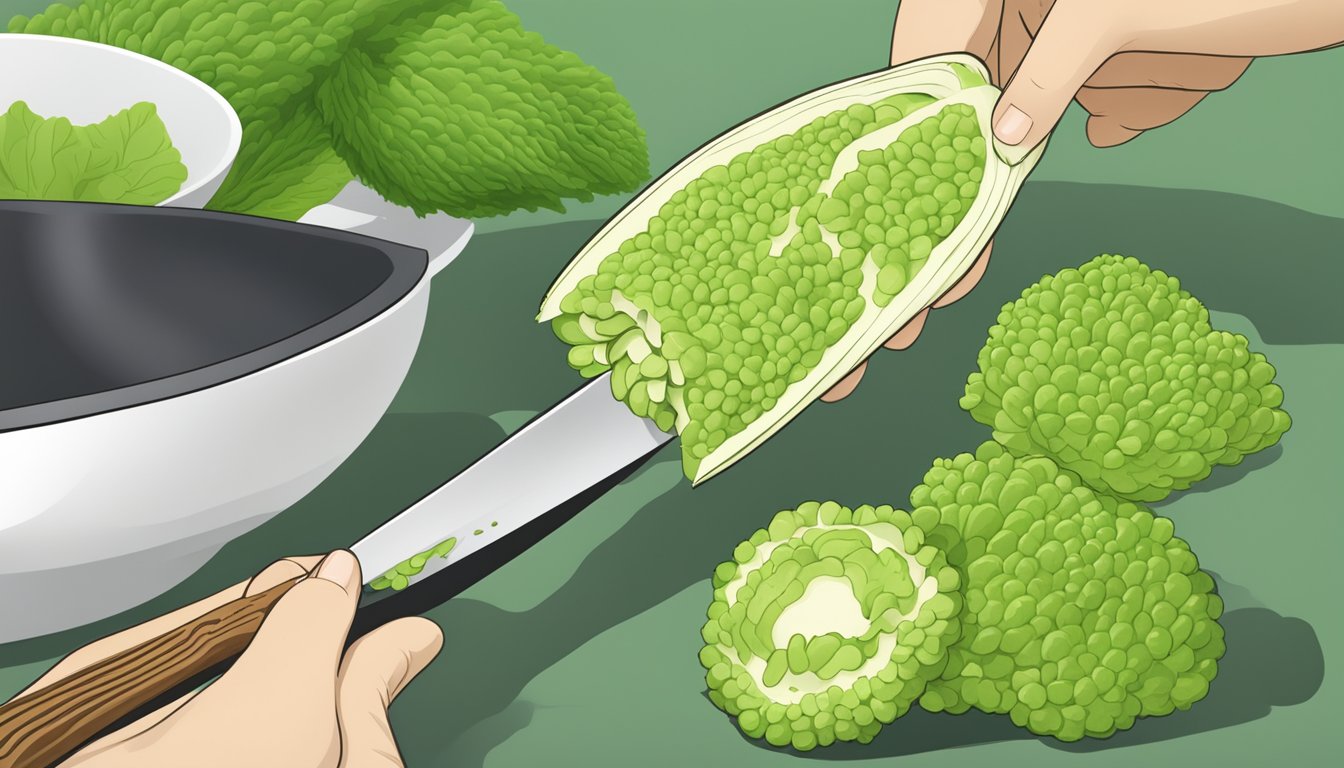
[336,618,443,767]
[883,308,931,350]
[1084,51,1252,91]
[993,0,1126,154]
[890,0,1002,66]
[985,31,1003,85]
[1075,85,1210,130]
[820,362,867,403]
[994,0,1050,79]
[1084,118,1145,148]
[19,555,324,697]
[222,550,361,697]
[934,241,993,308]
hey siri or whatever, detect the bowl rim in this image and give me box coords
[0,32,244,206]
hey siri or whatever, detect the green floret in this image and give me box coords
[961,254,1291,502]
[913,442,1225,741]
[699,501,962,751]
[553,99,986,475]
[12,0,649,220]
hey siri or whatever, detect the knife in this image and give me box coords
[0,372,672,768]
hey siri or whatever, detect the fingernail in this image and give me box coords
[994,105,1032,146]
[315,549,358,591]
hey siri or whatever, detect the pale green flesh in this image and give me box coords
[719,522,936,702]
[551,98,988,478]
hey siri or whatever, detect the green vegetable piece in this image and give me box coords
[912,443,1225,742]
[700,502,962,750]
[962,254,1291,502]
[540,55,1039,485]
[0,100,186,204]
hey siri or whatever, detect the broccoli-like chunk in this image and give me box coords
[961,254,1290,502]
[914,442,1225,741]
[699,446,1226,748]
[699,502,962,751]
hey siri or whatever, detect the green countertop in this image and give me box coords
[1,2,1340,766]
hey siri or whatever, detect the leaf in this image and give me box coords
[0,99,187,205]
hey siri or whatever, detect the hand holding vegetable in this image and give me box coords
[827,0,1344,400]
[5,552,441,768]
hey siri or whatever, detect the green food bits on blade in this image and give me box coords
[370,535,459,591]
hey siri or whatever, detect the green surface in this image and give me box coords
[0,1,1340,766]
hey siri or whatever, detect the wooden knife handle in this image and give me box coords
[0,576,302,768]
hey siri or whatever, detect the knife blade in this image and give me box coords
[0,372,674,768]
[351,370,674,593]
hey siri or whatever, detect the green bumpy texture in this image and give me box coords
[914,442,1225,741]
[699,502,962,751]
[11,0,649,220]
[960,254,1291,502]
[553,99,987,478]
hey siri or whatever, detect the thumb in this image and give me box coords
[336,618,444,766]
[992,0,1125,162]
[225,549,361,695]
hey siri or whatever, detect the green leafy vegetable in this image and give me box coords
[0,100,186,204]
[960,254,1291,502]
[538,55,1044,484]
[11,0,649,221]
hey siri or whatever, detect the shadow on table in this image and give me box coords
[1151,445,1284,507]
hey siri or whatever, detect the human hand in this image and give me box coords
[823,0,1344,401]
[7,551,442,768]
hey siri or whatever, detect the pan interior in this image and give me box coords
[0,202,424,425]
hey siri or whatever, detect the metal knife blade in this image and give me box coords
[349,371,674,591]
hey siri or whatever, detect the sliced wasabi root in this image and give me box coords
[700,445,1225,748]
[369,536,458,591]
[539,55,1044,484]
[698,502,962,751]
[913,443,1225,741]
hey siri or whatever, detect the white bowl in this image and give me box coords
[0,33,242,208]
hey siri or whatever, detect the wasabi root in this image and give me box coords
[699,502,962,750]
[540,55,1043,484]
